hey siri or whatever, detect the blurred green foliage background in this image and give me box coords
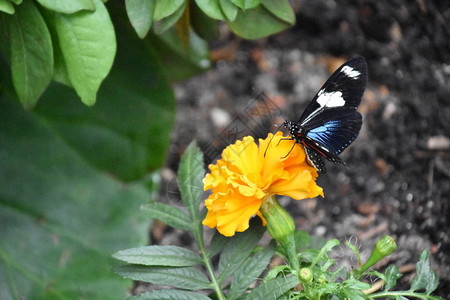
[0,0,295,298]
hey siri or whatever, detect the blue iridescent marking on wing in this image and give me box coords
[306,116,360,155]
[307,121,341,152]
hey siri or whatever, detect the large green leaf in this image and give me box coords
[113,245,202,267]
[36,0,95,14]
[141,203,192,231]
[178,142,205,220]
[152,0,186,35]
[0,6,175,298]
[131,289,212,300]
[0,0,14,14]
[245,276,300,299]
[35,12,175,181]
[153,0,184,21]
[0,97,151,299]
[150,28,210,82]
[194,0,226,20]
[228,242,275,300]
[218,220,265,281]
[260,0,295,25]
[230,0,259,9]
[125,0,155,39]
[7,1,53,108]
[115,265,211,290]
[190,1,219,40]
[227,4,292,39]
[54,0,116,106]
[219,0,238,21]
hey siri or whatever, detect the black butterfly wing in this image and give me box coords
[303,108,362,156]
[296,57,367,161]
[297,57,367,126]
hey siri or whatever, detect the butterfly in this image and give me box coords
[281,56,367,173]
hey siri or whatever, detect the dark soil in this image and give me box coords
[156,0,450,298]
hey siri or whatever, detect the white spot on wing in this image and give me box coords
[341,65,360,79]
[316,89,345,107]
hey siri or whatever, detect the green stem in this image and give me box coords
[199,245,226,300]
[192,219,225,300]
[369,291,441,299]
[284,233,300,273]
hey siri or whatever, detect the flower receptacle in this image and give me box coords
[260,196,300,272]
[260,196,295,247]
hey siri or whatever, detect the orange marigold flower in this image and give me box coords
[202,132,324,237]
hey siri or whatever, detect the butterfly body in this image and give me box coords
[283,57,368,173]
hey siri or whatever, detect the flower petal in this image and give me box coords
[203,189,262,236]
[269,168,323,199]
[202,132,323,236]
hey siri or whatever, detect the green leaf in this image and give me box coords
[141,203,192,231]
[410,251,439,294]
[264,265,289,282]
[54,0,116,106]
[194,0,226,20]
[130,289,212,300]
[0,96,152,299]
[178,142,205,219]
[366,270,386,282]
[7,0,53,108]
[190,1,219,40]
[227,4,292,39]
[219,0,238,21]
[153,0,184,21]
[153,0,186,34]
[36,0,95,14]
[38,8,72,87]
[295,230,311,249]
[341,288,366,300]
[113,245,202,266]
[311,238,340,268]
[384,265,402,291]
[51,45,71,86]
[35,14,175,181]
[229,242,275,300]
[0,8,175,297]
[298,248,320,263]
[208,230,230,257]
[230,0,259,9]
[0,0,14,14]
[125,0,155,38]
[115,265,211,289]
[260,0,295,25]
[245,276,300,300]
[344,278,372,290]
[151,27,210,81]
[218,220,265,280]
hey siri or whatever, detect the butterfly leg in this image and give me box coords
[276,137,294,146]
[281,142,297,159]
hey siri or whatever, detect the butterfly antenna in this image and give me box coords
[263,124,280,157]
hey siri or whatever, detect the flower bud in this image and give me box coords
[260,196,295,247]
[299,267,313,284]
[359,235,397,274]
[260,196,299,272]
